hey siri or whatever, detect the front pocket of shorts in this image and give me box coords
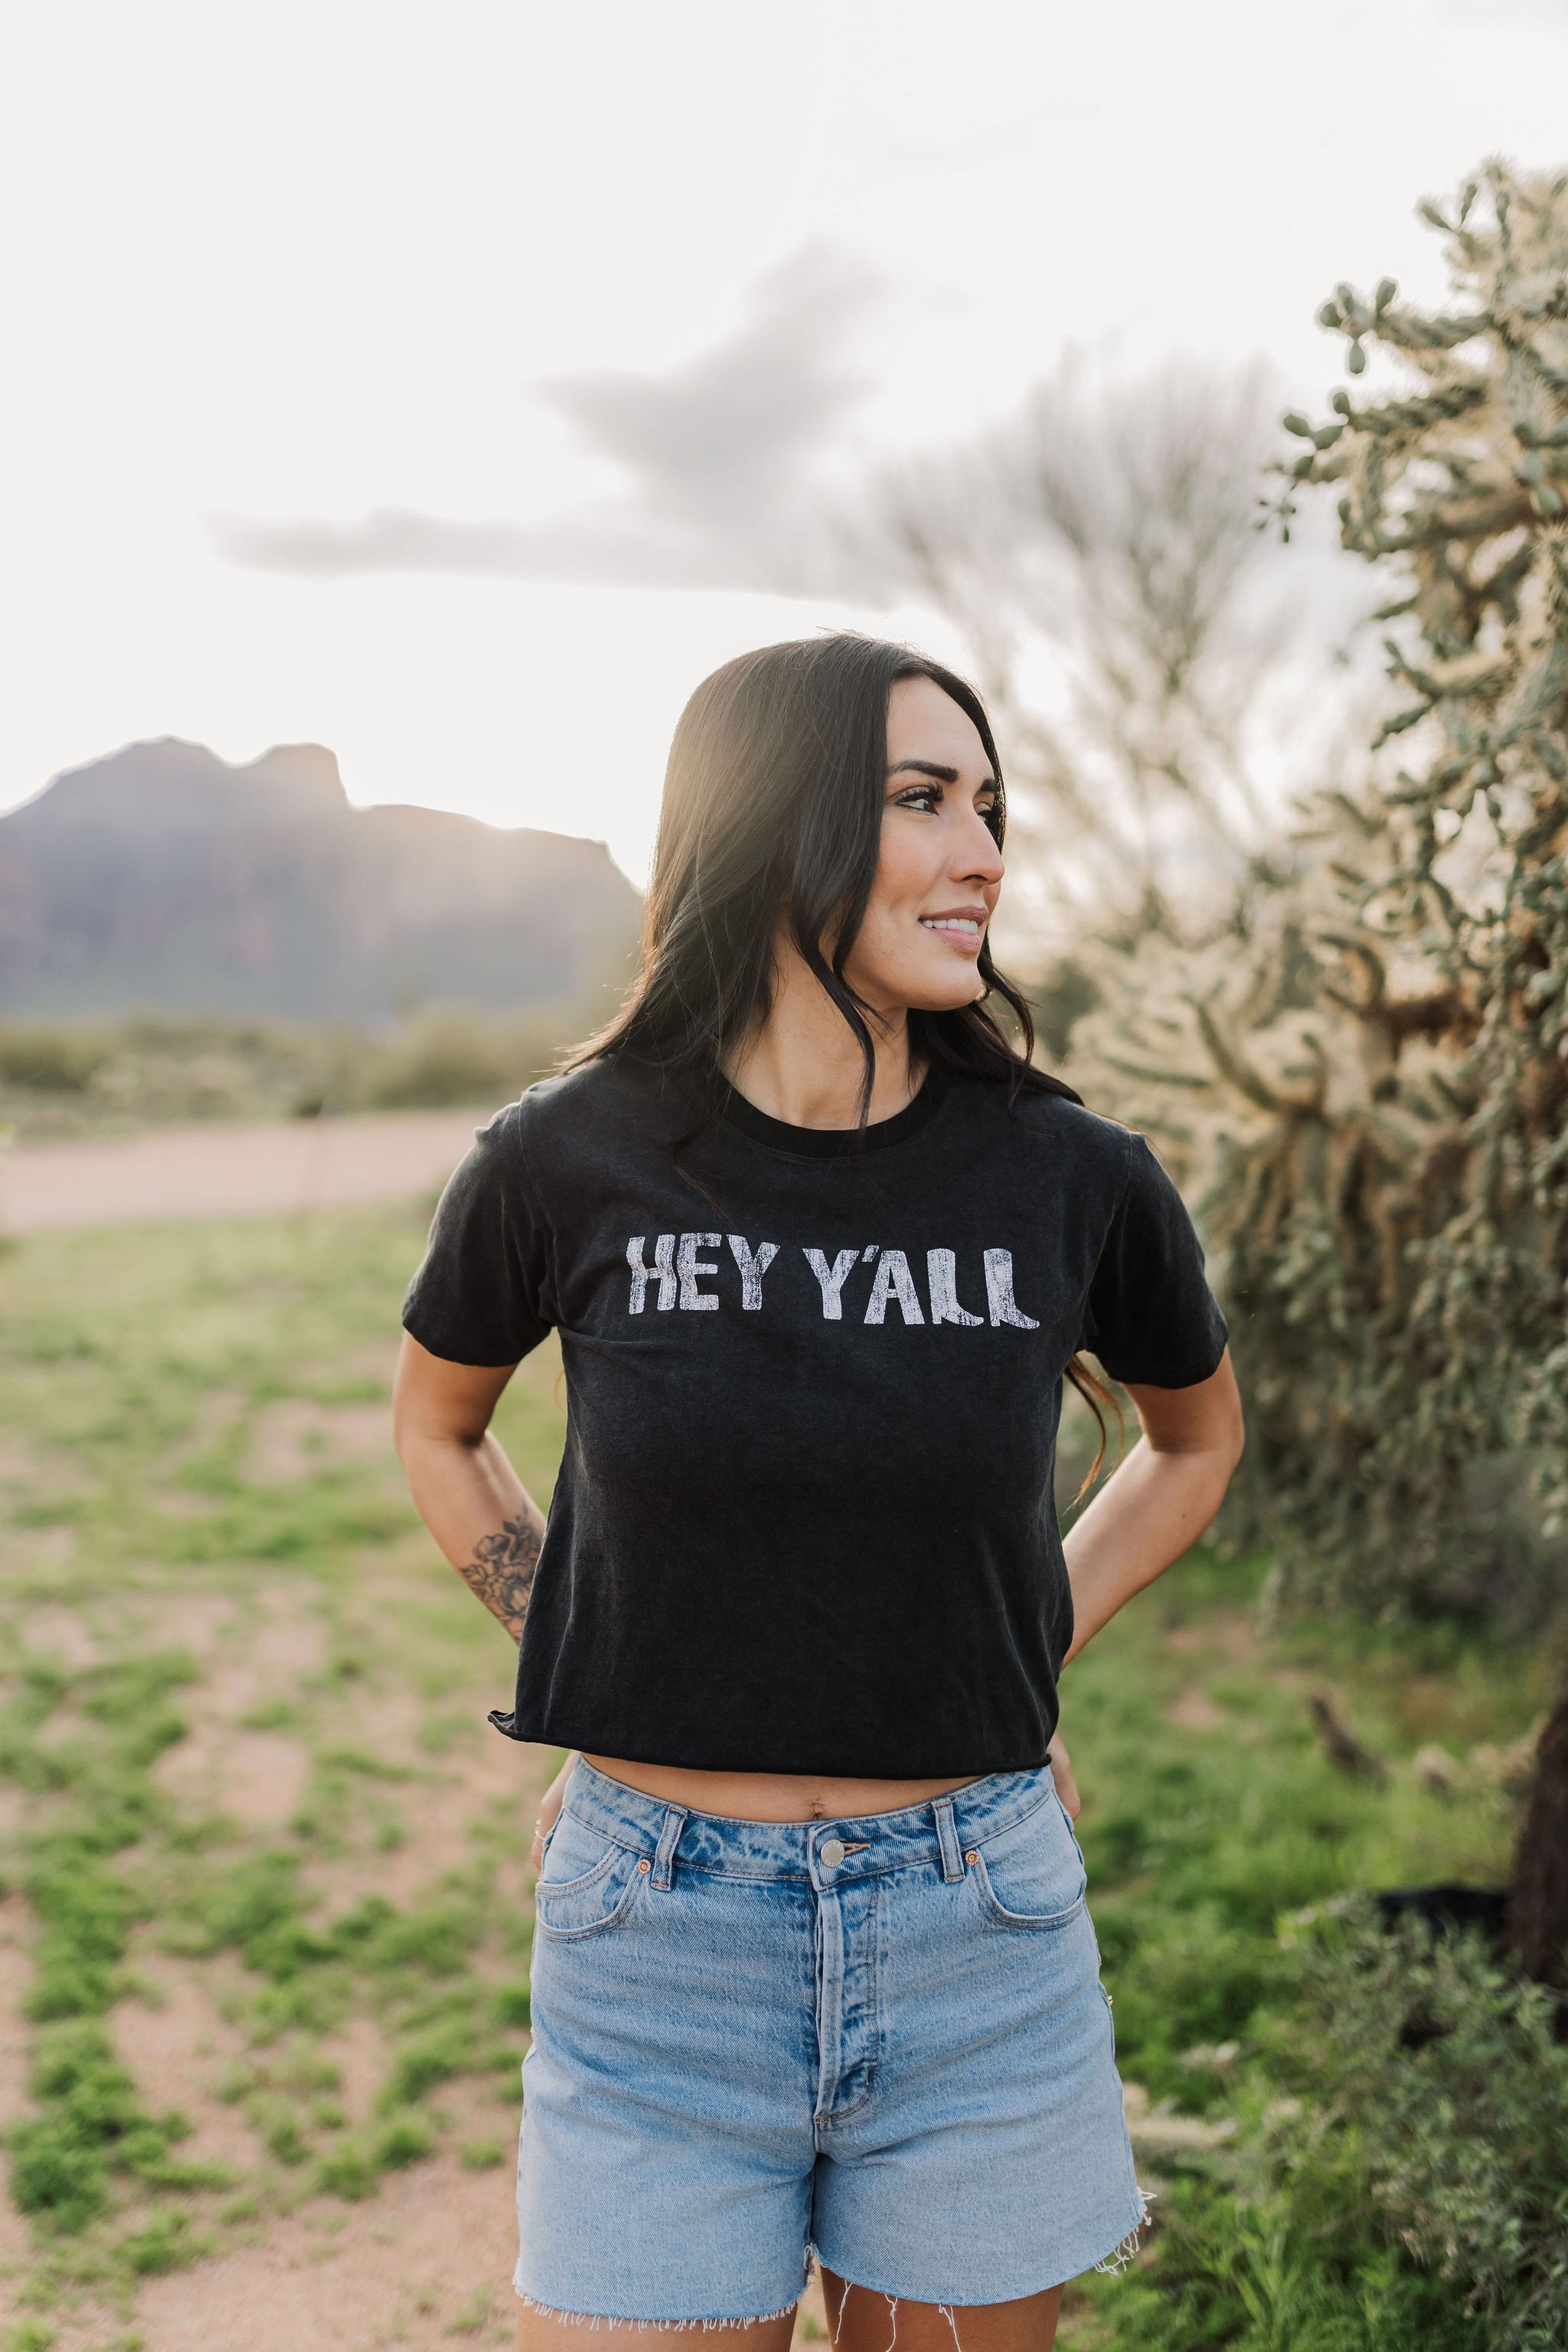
[971,1795,1088,1930]
[533,1811,645,1942]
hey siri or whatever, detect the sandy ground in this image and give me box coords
[0,1543,843,2352]
[0,1493,839,2352]
[0,1109,490,1233]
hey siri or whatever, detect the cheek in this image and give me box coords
[867,824,937,923]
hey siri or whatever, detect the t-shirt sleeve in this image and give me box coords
[1081,1133,1229,1387]
[401,1106,554,1367]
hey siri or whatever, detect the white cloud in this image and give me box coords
[214,247,880,593]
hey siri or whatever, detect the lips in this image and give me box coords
[919,910,987,941]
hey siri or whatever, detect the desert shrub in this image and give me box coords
[1071,161,1568,1619]
[0,1023,109,1092]
[1292,1915,1568,2344]
[0,1006,578,1135]
[1097,1914,1568,2351]
[1100,2164,1475,2352]
[358,1010,557,1111]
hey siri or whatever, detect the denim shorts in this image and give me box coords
[516,1756,1146,2323]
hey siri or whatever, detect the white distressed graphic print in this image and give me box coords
[626,1233,678,1313]
[928,1249,984,1327]
[984,1249,1040,1328]
[864,1249,925,1325]
[727,1233,780,1309]
[626,1235,1038,1329]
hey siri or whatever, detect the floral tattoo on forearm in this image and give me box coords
[461,1513,544,1642]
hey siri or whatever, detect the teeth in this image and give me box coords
[921,917,980,933]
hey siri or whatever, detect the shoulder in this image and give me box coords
[498,1054,685,1179]
[513,1054,675,1131]
[946,1077,1141,1184]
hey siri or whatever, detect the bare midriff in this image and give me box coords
[582,1756,981,1824]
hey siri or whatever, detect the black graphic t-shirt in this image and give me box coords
[402,1057,1229,1777]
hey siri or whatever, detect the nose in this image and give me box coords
[957,806,1004,887]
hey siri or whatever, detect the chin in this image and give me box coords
[849,950,988,1017]
[900,970,988,1014]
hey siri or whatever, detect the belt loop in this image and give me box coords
[651,1804,688,1891]
[933,1795,964,1883]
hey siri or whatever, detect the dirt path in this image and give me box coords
[0,1109,489,1233]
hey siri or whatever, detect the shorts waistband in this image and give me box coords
[557,1755,1061,1890]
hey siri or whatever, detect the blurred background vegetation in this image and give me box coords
[0,1008,574,1141]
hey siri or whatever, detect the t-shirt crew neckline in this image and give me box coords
[717,1069,945,1158]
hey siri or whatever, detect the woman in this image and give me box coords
[394,635,1243,2352]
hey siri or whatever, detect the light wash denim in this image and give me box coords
[518,1756,1146,2324]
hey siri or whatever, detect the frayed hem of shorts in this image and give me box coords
[513,2290,803,2332]
[1092,2184,1156,2277]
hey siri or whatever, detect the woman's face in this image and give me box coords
[841,674,1005,1015]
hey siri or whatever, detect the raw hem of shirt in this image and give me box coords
[514,2284,802,2331]
[490,1717,1063,1778]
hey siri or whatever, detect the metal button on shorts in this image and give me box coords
[818,1838,845,1868]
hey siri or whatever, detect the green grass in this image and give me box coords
[0,1201,1559,2344]
[1064,1547,1549,2113]
[0,1204,565,2321]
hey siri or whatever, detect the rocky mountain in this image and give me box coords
[0,740,641,1021]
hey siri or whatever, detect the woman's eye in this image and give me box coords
[895,786,941,813]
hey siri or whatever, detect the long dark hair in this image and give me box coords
[567,632,1120,1493]
[569,632,1079,1120]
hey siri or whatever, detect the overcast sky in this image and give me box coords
[4,0,1567,879]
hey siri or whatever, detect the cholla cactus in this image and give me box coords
[1074,162,1568,1616]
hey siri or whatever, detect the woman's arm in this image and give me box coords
[391,1332,547,1641]
[394,1333,571,1863]
[1061,1350,1244,1664]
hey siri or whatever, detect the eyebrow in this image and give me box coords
[887,760,999,788]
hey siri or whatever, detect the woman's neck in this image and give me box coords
[722,939,921,1132]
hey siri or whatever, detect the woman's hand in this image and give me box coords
[531,1753,576,1871]
[1048,1733,1081,1821]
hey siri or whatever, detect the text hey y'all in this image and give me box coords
[626,1235,1038,1328]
